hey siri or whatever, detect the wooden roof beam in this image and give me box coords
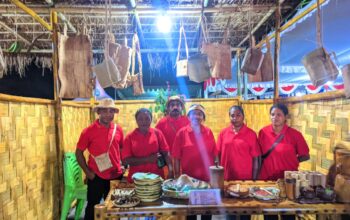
[0,20,31,45]
[57,12,77,33]
[9,0,52,31]
[16,46,244,54]
[237,0,286,47]
[127,0,136,9]
[0,4,281,15]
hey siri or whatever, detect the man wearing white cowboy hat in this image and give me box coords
[76,98,124,220]
[155,95,189,156]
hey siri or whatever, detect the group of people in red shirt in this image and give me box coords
[75,96,310,220]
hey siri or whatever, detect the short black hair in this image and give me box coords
[229,105,244,117]
[270,103,289,116]
[135,108,153,120]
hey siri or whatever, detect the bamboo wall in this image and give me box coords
[115,98,239,139]
[241,93,350,174]
[1,92,350,220]
[0,95,58,220]
[62,104,92,152]
[286,98,350,173]
[241,100,273,133]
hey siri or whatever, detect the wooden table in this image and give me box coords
[94,180,350,220]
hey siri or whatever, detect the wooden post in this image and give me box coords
[243,73,248,100]
[51,10,64,215]
[273,1,281,103]
[236,49,242,97]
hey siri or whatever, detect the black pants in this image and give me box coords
[84,175,111,220]
[226,215,250,220]
[264,215,295,220]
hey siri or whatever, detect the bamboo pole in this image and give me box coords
[281,90,344,103]
[7,47,245,54]
[256,0,327,48]
[0,93,54,104]
[273,1,281,103]
[0,4,277,15]
[51,10,64,215]
[236,49,242,97]
[9,0,52,31]
[0,20,32,45]
[243,73,248,100]
[240,99,274,104]
[237,5,277,47]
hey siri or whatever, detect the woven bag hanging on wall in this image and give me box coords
[201,17,232,79]
[93,0,121,89]
[176,24,189,77]
[260,38,274,82]
[58,25,94,98]
[302,0,338,87]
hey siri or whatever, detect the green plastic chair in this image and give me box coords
[61,152,87,220]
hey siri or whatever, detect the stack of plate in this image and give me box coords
[132,172,163,202]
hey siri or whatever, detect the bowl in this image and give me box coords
[228,185,250,198]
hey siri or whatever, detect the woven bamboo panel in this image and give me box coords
[113,101,154,136]
[114,98,239,139]
[0,100,58,220]
[184,99,239,138]
[287,99,350,174]
[241,98,350,174]
[242,101,272,133]
[62,106,92,152]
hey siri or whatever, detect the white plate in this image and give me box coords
[250,187,280,200]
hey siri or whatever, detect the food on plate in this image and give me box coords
[111,188,140,207]
[162,174,210,199]
[250,187,280,200]
[113,196,140,207]
[227,184,250,198]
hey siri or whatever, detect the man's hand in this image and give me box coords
[86,169,95,180]
[167,169,174,179]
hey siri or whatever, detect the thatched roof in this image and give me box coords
[0,0,305,54]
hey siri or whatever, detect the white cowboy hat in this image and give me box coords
[93,98,119,113]
[166,95,185,108]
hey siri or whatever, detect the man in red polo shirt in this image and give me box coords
[156,96,189,178]
[76,98,123,220]
[155,95,189,154]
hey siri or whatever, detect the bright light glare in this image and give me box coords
[295,92,304,97]
[156,15,171,33]
[326,80,334,85]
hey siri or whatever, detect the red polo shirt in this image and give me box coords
[155,115,190,153]
[258,124,310,180]
[217,124,260,180]
[76,120,124,180]
[172,124,217,182]
[122,128,169,183]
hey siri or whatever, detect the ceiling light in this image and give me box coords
[156,15,171,33]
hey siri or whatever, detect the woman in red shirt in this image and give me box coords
[172,104,216,220]
[258,103,310,181]
[217,105,260,181]
[122,108,173,183]
[172,104,217,182]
